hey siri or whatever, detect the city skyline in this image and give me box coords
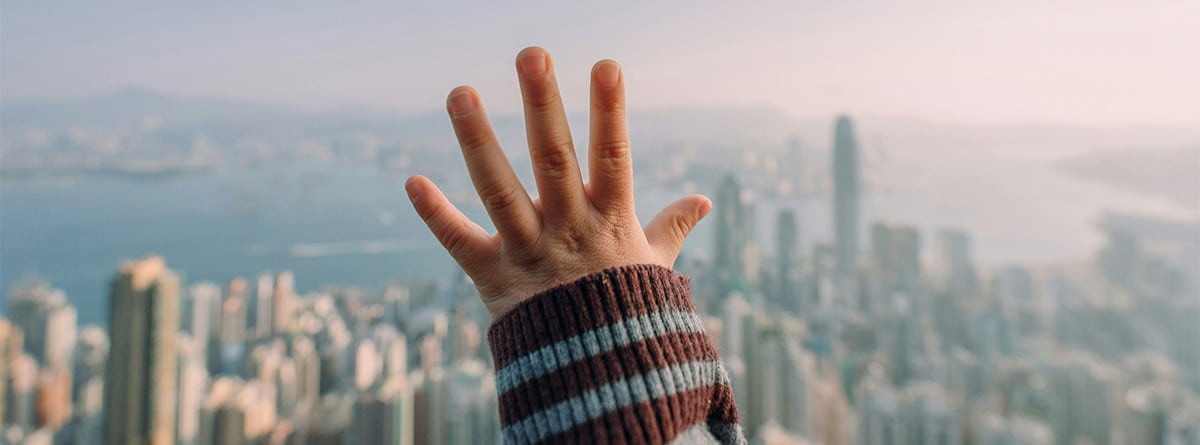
[1,99,1197,444]
[2,3,1199,444]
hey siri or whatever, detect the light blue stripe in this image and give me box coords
[495,310,705,394]
[501,359,729,444]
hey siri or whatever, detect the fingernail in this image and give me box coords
[519,52,546,76]
[698,199,713,218]
[447,91,475,117]
[596,61,620,88]
[405,178,422,199]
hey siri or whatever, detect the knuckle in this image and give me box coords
[413,200,439,221]
[558,225,587,254]
[594,139,631,166]
[457,132,493,153]
[480,183,521,214]
[525,90,562,110]
[602,220,633,244]
[598,99,626,114]
[533,142,576,179]
[438,223,473,256]
[669,213,694,240]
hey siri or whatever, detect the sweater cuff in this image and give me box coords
[487,264,739,444]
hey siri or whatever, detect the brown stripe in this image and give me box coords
[487,264,698,369]
[537,384,738,445]
[710,383,740,424]
[497,331,718,422]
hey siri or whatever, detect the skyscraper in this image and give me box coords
[186,282,220,346]
[217,277,248,375]
[271,271,295,335]
[6,284,77,370]
[714,174,757,294]
[103,256,180,445]
[936,228,979,297]
[832,116,861,303]
[6,354,37,430]
[870,223,922,303]
[775,209,800,311]
[254,274,274,339]
[35,367,71,429]
[0,319,20,426]
[715,175,747,285]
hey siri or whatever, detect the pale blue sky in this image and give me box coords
[3,0,1198,126]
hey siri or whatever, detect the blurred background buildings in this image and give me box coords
[1,114,1196,444]
[2,2,1198,444]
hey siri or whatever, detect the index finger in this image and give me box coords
[447,86,540,245]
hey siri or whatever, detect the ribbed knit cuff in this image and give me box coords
[487,264,743,445]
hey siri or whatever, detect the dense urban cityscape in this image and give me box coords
[1,114,1197,445]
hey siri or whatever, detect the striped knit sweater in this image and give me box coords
[487,264,746,445]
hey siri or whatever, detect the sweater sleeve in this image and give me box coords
[486,264,746,445]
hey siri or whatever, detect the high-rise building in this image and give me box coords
[186,282,221,357]
[6,284,76,370]
[775,209,801,312]
[103,256,180,445]
[779,332,817,437]
[870,223,922,304]
[255,274,274,339]
[1097,228,1140,290]
[72,326,108,391]
[217,278,248,375]
[0,319,22,426]
[72,327,108,445]
[935,229,979,297]
[856,380,903,445]
[383,285,412,331]
[291,337,321,410]
[197,377,243,445]
[902,383,961,445]
[1042,352,1126,445]
[34,367,71,429]
[176,334,208,445]
[412,335,448,445]
[354,338,382,391]
[272,271,295,335]
[715,175,749,291]
[5,354,37,430]
[832,116,861,305]
[347,382,415,445]
[812,373,850,445]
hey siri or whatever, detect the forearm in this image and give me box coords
[487,264,745,445]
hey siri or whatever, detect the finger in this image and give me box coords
[644,195,713,267]
[405,175,499,272]
[446,86,540,245]
[516,46,588,223]
[588,59,633,217]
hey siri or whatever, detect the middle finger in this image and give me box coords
[516,47,588,224]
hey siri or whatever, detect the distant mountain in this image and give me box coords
[2,87,299,129]
[4,88,1197,159]
[1058,146,1200,210]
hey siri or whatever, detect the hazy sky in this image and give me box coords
[3,1,1198,126]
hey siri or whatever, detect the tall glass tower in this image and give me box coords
[103,256,180,445]
[833,116,861,302]
[714,174,755,295]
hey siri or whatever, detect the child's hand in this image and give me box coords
[406,47,711,319]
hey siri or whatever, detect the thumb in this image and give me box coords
[644,194,712,267]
